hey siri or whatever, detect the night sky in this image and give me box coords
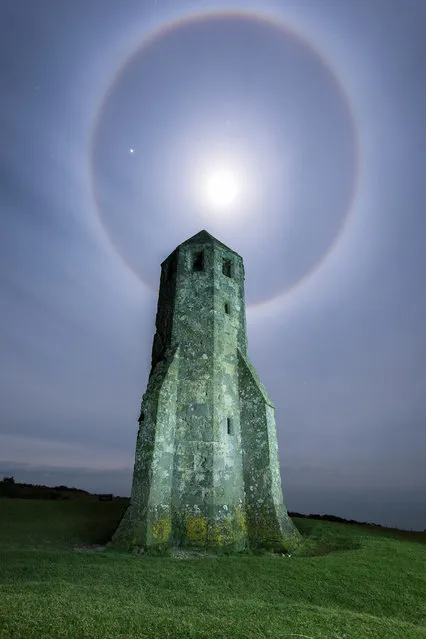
[1,0,425,531]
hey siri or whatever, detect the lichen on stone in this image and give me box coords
[111,230,301,553]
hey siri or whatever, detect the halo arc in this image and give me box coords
[89,8,360,308]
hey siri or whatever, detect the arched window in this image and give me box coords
[222,257,232,277]
[193,250,204,272]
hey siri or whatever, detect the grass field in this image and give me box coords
[0,498,425,639]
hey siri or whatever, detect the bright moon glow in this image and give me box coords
[204,168,240,208]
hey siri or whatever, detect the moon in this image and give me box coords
[204,167,241,209]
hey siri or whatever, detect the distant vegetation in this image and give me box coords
[1,477,422,534]
[0,477,115,502]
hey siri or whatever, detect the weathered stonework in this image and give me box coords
[112,230,301,552]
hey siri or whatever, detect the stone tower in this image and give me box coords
[112,230,300,552]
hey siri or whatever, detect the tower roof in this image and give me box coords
[179,230,241,257]
[161,230,241,265]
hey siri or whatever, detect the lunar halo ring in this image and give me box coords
[89,8,360,308]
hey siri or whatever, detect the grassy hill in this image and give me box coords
[0,496,425,639]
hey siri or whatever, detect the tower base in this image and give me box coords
[111,500,300,554]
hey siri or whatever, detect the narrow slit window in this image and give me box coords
[193,250,204,272]
[166,254,176,281]
[224,302,230,315]
[227,416,233,435]
[222,258,232,278]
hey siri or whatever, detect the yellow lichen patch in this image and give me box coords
[185,514,208,542]
[209,518,233,546]
[151,516,172,542]
[206,506,248,547]
[234,505,247,534]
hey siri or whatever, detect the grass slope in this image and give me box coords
[0,498,425,639]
